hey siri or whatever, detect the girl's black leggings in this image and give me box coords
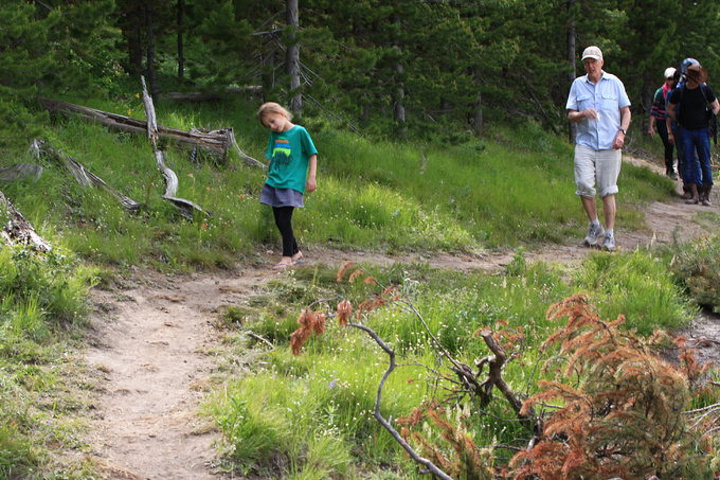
[272,206,299,257]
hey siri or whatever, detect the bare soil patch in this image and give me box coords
[82,155,719,479]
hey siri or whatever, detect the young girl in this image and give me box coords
[258,102,318,269]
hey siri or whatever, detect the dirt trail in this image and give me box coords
[83,155,719,479]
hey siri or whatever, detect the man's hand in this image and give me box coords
[613,131,626,150]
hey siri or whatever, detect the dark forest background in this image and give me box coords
[2,0,719,144]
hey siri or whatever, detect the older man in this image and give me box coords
[667,61,720,206]
[566,46,631,252]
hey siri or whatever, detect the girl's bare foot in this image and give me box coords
[273,257,294,269]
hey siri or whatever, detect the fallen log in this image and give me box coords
[0,190,52,252]
[30,139,141,212]
[159,86,262,102]
[40,97,265,169]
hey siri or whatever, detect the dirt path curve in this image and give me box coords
[85,269,269,479]
[83,155,719,479]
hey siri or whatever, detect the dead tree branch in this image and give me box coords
[476,329,539,434]
[348,321,454,480]
[30,139,141,212]
[141,76,209,220]
[398,298,539,434]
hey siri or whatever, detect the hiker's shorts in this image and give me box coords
[574,144,621,198]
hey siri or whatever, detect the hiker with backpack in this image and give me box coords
[649,67,678,179]
[666,61,720,206]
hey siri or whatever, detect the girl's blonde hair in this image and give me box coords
[257,102,293,123]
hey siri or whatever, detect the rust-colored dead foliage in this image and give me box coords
[510,293,712,480]
[291,265,398,355]
[397,402,497,480]
[290,307,327,355]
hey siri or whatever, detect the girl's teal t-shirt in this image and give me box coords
[264,125,318,193]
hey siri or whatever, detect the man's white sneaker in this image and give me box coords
[583,223,605,247]
[601,234,616,252]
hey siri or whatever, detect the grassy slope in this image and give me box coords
[6,95,677,270]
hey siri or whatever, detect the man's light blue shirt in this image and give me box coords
[566,71,631,150]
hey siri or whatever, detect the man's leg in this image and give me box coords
[581,196,598,223]
[601,194,616,231]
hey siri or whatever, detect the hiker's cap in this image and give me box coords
[581,46,603,61]
[664,67,676,79]
[680,58,700,74]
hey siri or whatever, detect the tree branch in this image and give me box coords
[347,321,454,480]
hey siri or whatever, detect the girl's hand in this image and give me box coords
[306,177,317,193]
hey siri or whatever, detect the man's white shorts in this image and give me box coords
[574,144,621,198]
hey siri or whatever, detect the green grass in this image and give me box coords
[0,245,97,479]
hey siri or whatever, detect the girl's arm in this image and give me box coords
[306,155,317,193]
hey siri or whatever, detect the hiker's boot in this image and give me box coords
[680,183,693,200]
[698,185,706,204]
[701,185,713,206]
[685,184,700,205]
[666,162,677,179]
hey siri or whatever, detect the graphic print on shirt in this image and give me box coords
[271,138,292,167]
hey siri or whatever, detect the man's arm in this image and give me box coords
[619,106,631,132]
[711,99,720,116]
[613,106,631,149]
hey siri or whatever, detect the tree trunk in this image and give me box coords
[286,0,302,115]
[393,62,406,125]
[391,14,406,130]
[567,0,577,144]
[177,0,185,79]
[127,21,143,75]
[145,4,159,99]
[472,89,483,136]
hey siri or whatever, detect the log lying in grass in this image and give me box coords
[158,86,262,102]
[0,190,51,252]
[30,139,141,212]
[40,97,265,169]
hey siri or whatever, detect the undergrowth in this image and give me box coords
[212,245,717,479]
[0,245,97,479]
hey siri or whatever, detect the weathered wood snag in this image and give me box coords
[0,190,51,252]
[30,139,141,212]
[141,76,208,220]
